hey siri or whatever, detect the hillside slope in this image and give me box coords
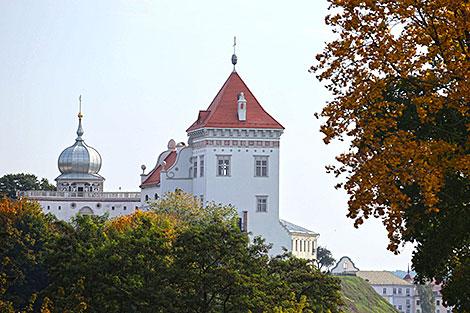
[338,276,398,313]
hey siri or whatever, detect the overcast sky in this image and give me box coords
[0,0,414,271]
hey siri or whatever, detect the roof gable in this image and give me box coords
[187,71,284,132]
[140,151,177,187]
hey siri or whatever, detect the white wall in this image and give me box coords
[37,199,139,221]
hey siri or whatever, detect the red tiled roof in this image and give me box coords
[140,151,177,187]
[186,71,284,132]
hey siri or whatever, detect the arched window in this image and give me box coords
[79,207,94,216]
[145,195,149,201]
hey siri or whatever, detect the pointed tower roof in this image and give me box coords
[186,71,284,132]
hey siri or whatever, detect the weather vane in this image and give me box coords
[231,36,238,71]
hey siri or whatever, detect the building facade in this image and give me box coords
[140,65,318,257]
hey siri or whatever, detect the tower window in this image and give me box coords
[193,157,198,178]
[199,155,204,177]
[256,196,268,212]
[254,156,268,177]
[217,155,231,176]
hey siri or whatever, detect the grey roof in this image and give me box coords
[357,271,412,286]
[55,173,104,181]
[57,115,102,177]
[279,219,318,235]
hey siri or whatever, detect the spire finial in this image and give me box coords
[231,36,238,71]
[76,95,84,140]
[78,95,83,119]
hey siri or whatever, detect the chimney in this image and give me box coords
[237,92,246,121]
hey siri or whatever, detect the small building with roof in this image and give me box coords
[19,102,140,220]
[331,256,359,275]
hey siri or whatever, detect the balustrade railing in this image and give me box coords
[19,190,141,200]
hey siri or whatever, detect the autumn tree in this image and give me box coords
[0,198,56,311]
[313,0,469,309]
[0,173,55,199]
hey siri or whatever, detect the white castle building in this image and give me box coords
[139,55,318,257]
[21,54,319,259]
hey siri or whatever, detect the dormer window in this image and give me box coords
[237,92,246,121]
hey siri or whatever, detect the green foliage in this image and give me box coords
[315,247,335,272]
[0,173,55,199]
[338,276,398,313]
[0,198,56,312]
[0,193,343,312]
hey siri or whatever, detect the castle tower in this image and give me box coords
[140,49,319,257]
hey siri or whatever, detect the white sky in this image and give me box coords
[0,0,413,270]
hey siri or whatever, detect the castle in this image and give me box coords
[22,54,319,259]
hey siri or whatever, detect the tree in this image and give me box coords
[313,0,469,309]
[416,284,435,313]
[0,198,56,312]
[315,247,336,272]
[0,173,55,199]
[0,193,343,312]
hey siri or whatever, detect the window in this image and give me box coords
[47,205,50,210]
[417,300,421,306]
[382,288,387,294]
[393,288,397,294]
[254,156,268,177]
[200,195,204,205]
[193,157,198,177]
[398,288,402,294]
[58,205,61,210]
[256,196,268,212]
[406,288,410,296]
[154,193,159,200]
[398,305,402,311]
[145,195,149,201]
[124,206,127,210]
[436,300,440,306]
[217,155,231,176]
[200,156,204,177]
[112,206,115,210]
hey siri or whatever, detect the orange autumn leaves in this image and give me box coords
[313,0,470,251]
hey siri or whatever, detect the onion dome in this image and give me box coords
[57,109,102,177]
